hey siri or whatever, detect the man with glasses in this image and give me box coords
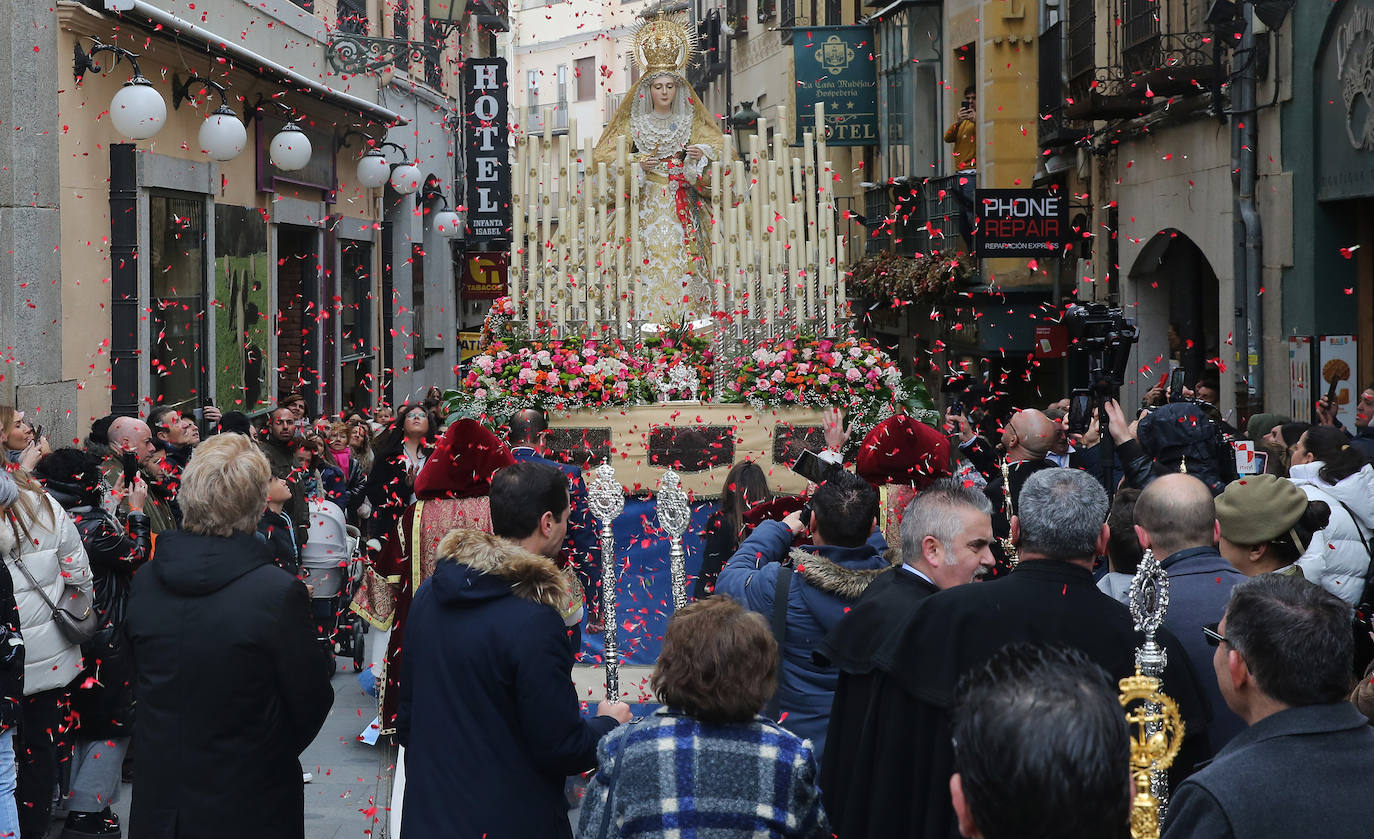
[1165,575,1374,838]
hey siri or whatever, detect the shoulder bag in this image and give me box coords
[7,544,98,646]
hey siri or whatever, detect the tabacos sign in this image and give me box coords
[974,188,1067,257]
[464,59,511,245]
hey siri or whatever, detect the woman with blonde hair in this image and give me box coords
[2,461,93,838]
[124,433,333,839]
[0,407,48,472]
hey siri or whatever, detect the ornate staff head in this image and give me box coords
[587,462,625,525]
[1129,547,1170,674]
[655,469,691,539]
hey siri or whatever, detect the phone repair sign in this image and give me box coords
[975,189,1067,257]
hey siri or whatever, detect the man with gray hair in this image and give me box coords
[817,479,994,836]
[828,468,1212,839]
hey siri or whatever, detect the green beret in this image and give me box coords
[1215,474,1308,546]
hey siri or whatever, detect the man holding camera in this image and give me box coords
[948,407,1058,569]
[715,470,888,763]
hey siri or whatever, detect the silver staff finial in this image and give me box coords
[1128,546,1172,815]
[656,468,691,611]
[587,461,624,702]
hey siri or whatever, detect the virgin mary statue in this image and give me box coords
[593,16,726,324]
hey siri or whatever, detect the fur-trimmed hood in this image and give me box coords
[433,528,570,614]
[788,546,889,600]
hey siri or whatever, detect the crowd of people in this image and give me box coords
[0,374,1373,839]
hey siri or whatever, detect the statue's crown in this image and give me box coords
[636,17,691,75]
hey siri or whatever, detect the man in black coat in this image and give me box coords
[396,461,631,838]
[817,479,994,836]
[124,433,333,839]
[833,467,1211,839]
[1163,575,1374,838]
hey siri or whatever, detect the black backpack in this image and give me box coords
[1136,402,1239,495]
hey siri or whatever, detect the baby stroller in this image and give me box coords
[302,499,368,672]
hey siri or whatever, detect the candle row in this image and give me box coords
[506,104,847,341]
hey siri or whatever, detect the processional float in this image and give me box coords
[505,15,857,700]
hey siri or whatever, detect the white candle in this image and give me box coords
[615,136,629,332]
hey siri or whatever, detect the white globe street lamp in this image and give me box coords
[199,105,248,161]
[356,148,392,188]
[110,75,167,140]
[270,121,313,172]
[390,162,423,195]
[433,209,462,237]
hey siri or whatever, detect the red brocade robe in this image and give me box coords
[352,496,493,734]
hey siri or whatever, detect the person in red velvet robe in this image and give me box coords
[352,418,516,734]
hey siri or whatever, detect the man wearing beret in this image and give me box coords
[1135,473,1247,749]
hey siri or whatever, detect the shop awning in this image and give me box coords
[109,0,408,126]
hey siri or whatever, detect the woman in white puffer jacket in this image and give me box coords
[1288,425,1374,606]
[1,468,93,836]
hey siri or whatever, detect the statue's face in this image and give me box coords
[650,77,677,111]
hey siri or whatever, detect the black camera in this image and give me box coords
[1063,303,1139,434]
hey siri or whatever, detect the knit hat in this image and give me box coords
[855,415,952,490]
[1215,474,1309,546]
[1245,412,1290,444]
[0,470,16,509]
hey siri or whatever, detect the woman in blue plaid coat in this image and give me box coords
[577,596,831,839]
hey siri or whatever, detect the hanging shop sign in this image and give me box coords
[1317,0,1374,200]
[464,58,511,244]
[794,26,879,146]
[974,188,1068,257]
[463,250,508,301]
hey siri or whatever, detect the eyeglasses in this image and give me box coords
[1202,622,1229,647]
[406,411,427,420]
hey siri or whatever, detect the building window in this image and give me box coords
[340,239,375,413]
[394,0,411,69]
[527,69,540,104]
[1066,0,1095,82]
[780,0,795,42]
[214,205,272,414]
[411,243,426,372]
[337,0,369,34]
[288,0,315,11]
[556,64,568,104]
[424,19,444,89]
[758,0,776,23]
[576,56,595,101]
[149,193,208,412]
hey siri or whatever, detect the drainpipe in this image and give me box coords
[1232,2,1263,416]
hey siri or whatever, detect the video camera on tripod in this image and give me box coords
[1064,303,1139,435]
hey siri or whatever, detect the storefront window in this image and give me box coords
[340,239,376,413]
[214,205,272,414]
[149,193,207,412]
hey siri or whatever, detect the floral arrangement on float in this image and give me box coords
[450,300,920,425]
[453,337,648,420]
[720,336,910,427]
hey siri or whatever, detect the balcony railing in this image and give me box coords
[1123,31,1225,96]
[525,102,570,135]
